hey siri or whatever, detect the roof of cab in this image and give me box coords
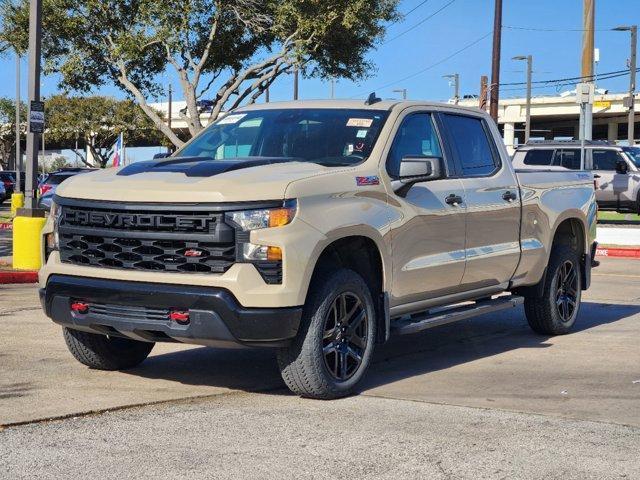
[236,99,487,114]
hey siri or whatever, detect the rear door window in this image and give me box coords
[523,149,554,166]
[592,149,620,170]
[440,114,499,176]
[554,149,582,170]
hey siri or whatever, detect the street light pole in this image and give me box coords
[15,50,21,193]
[513,55,533,143]
[630,26,637,145]
[614,25,637,145]
[293,67,299,100]
[392,88,407,100]
[443,74,459,104]
[22,0,43,213]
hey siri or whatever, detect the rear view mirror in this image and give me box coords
[616,159,629,174]
[153,152,171,159]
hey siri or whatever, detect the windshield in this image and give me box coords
[622,147,640,167]
[175,108,389,167]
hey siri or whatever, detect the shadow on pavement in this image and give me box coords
[119,301,639,394]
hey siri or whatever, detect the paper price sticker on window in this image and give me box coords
[346,118,373,128]
[217,113,247,125]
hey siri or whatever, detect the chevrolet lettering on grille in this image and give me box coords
[63,210,212,231]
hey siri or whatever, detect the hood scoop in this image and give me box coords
[117,156,296,177]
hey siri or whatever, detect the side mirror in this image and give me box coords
[616,159,629,174]
[394,156,444,196]
[399,156,443,182]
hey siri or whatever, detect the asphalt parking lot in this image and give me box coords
[1,257,640,478]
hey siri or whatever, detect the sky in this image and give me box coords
[1,0,639,109]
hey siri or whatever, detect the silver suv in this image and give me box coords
[513,141,640,213]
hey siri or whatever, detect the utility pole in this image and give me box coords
[479,75,488,111]
[265,86,270,103]
[580,0,595,141]
[513,55,533,143]
[614,25,637,145]
[330,78,335,99]
[443,74,459,104]
[489,0,503,122]
[22,0,43,213]
[15,50,21,192]
[293,67,299,100]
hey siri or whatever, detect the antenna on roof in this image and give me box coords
[365,92,382,105]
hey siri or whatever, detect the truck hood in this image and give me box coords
[55,157,331,203]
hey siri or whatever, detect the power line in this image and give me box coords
[403,0,431,17]
[384,0,457,44]
[503,24,615,33]
[353,31,492,96]
[500,68,632,86]
[500,68,639,92]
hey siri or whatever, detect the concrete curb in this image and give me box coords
[0,270,38,284]
[596,247,640,259]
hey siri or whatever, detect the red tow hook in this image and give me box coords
[169,310,190,325]
[70,301,89,314]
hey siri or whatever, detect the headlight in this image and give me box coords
[226,200,296,231]
[48,200,60,251]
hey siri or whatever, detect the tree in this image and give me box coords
[0,97,26,169]
[0,0,399,148]
[44,95,165,168]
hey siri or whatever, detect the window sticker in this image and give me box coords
[239,118,263,128]
[356,129,368,138]
[217,113,247,125]
[346,118,373,128]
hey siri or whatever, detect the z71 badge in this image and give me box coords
[356,176,380,186]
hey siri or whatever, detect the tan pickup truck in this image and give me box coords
[39,99,598,399]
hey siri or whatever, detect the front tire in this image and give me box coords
[277,268,377,399]
[63,327,154,370]
[524,245,582,335]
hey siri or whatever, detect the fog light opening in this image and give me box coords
[169,310,190,325]
[70,301,89,314]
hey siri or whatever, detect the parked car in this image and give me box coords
[39,100,597,399]
[0,181,5,202]
[512,140,640,213]
[37,168,97,211]
[0,171,19,202]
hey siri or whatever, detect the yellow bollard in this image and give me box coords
[10,193,25,216]
[13,214,47,270]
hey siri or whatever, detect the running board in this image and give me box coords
[391,295,524,336]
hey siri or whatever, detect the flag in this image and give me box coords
[112,133,124,167]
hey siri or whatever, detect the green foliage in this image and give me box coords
[44,95,164,168]
[48,155,71,171]
[0,0,399,146]
[0,96,26,169]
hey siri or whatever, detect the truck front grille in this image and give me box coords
[57,201,237,275]
[59,234,236,273]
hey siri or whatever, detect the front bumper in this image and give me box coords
[41,275,302,348]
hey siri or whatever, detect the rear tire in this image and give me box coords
[277,268,377,399]
[63,327,154,370]
[524,245,582,335]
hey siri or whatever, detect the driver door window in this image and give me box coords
[386,113,443,178]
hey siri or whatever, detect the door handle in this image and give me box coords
[502,190,517,202]
[445,194,463,206]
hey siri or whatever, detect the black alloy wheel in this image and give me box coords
[321,292,369,381]
[554,260,578,322]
